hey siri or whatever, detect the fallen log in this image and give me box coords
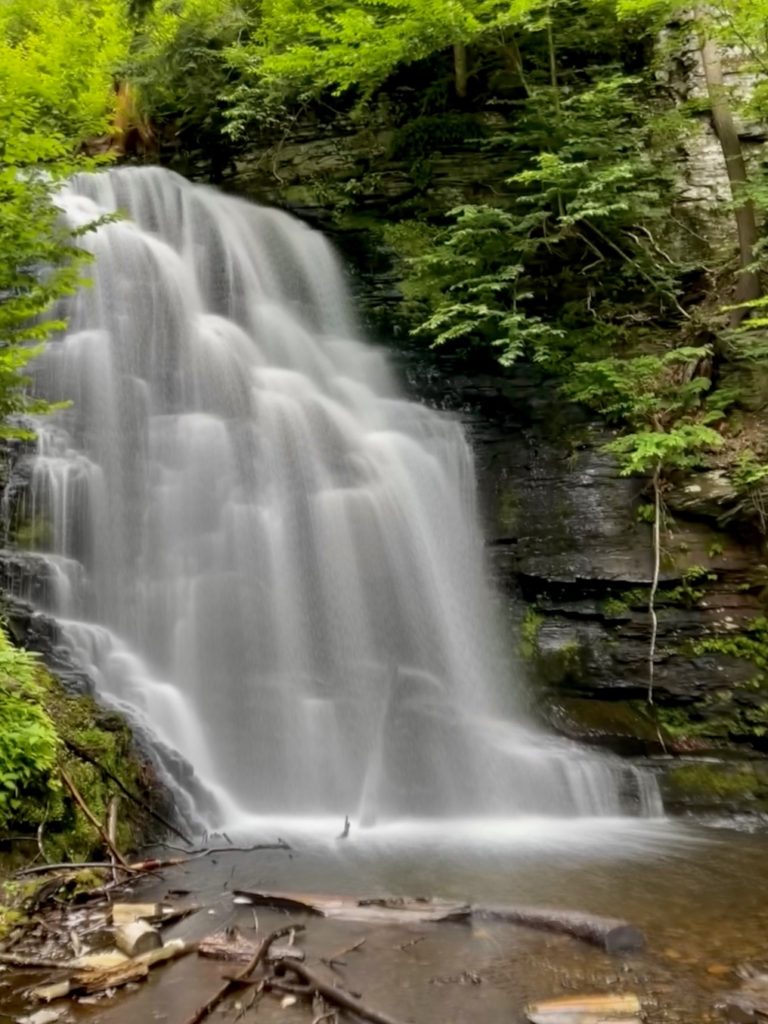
[30,940,193,1001]
[198,929,304,964]
[232,890,471,925]
[111,903,165,926]
[269,960,408,1024]
[0,952,71,970]
[115,920,162,957]
[472,905,645,954]
[185,924,305,1024]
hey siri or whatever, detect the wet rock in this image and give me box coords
[658,759,768,813]
[546,698,666,756]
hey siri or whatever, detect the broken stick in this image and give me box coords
[59,766,130,870]
[185,924,306,1024]
[270,960,408,1024]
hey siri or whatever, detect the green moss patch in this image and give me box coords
[0,626,156,872]
[548,696,667,753]
[660,760,768,812]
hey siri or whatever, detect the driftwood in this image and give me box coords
[129,841,291,873]
[74,939,191,996]
[198,929,304,964]
[185,924,306,1024]
[161,839,292,858]
[111,903,164,926]
[231,890,643,954]
[31,939,192,1001]
[15,841,290,880]
[232,891,471,925]
[322,936,366,968]
[115,920,162,957]
[15,862,125,879]
[473,905,646,955]
[269,960,408,1024]
[0,952,71,970]
[106,795,120,883]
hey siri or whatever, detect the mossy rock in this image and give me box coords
[529,639,590,687]
[0,649,160,873]
[659,759,768,812]
[547,697,667,754]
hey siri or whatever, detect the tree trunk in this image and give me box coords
[699,34,761,321]
[453,41,468,99]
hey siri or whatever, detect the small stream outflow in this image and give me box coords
[17,168,661,828]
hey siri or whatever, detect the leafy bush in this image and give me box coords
[0,631,58,829]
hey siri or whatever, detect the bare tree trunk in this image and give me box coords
[453,41,468,98]
[547,15,560,118]
[699,33,760,321]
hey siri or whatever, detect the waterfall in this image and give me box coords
[17,167,661,829]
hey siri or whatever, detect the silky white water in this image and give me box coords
[19,167,661,830]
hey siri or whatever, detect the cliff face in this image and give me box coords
[225,101,768,812]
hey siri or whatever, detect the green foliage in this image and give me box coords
[565,347,724,475]
[0,0,129,438]
[127,0,261,174]
[691,617,768,688]
[0,630,57,829]
[519,607,544,660]
[386,6,691,366]
[727,451,768,531]
[248,0,549,102]
[390,112,485,159]
[0,624,151,859]
[657,566,717,608]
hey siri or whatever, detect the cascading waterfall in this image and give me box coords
[16,167,661,830]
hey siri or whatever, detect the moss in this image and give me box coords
[12,518,52,550]
[389,113,486,162]
[662,761,768,809]
[600,587,648,618]
[0,649,155,870]
[0,869,107,938]
[519,608,544,661]
[688,616,768,683]
[497,485,521,532]
[657,697,768,745]
[530,640,589,687]
[551,697,666,749]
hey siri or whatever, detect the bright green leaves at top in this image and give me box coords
[0,0,129,436]
[252,0,549,100]
[0,0,129,165]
